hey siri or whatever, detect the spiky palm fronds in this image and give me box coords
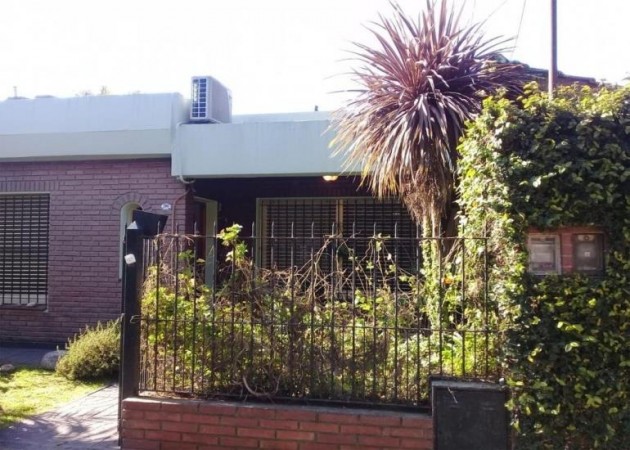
[332,0,524,234]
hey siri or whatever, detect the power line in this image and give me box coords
[549,0,558,98]
[487,0,510,21]
[511,0,528,59]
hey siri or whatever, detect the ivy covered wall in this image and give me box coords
[457,84,630,449]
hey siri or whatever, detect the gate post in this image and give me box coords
[432,380,510,450]
[118,211,168,445]
[118,225,144,446]
[119,225,144,401]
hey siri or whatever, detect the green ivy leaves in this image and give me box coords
[458,82,630,449]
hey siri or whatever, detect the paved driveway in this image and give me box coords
[0,345,119,449]
[0,384,119,449]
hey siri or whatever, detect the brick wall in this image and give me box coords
[0,158,193,344]
[121,397,433,450]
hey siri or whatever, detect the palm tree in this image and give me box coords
[332,0,523,236]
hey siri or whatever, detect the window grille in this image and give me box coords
[341,197,418,272]
[258,197,417,272]
[0,194,50,305]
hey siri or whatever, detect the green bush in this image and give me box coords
[458,83,630,448]
[56,320,120,381]
[139,225,503,405]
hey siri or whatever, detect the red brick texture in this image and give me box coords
[121,397,433,450]
[0,159,193,344]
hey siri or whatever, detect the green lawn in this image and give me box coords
[0,368,103,428]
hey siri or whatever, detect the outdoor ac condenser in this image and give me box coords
[190,76,232,123]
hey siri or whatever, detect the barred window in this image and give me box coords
[0,194,50,306]
[258,197,417,271]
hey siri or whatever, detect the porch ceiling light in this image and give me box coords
[322,175,339,182]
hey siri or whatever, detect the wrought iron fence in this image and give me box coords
[137,224,503,409]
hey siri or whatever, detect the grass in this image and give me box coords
[0,367,103,428]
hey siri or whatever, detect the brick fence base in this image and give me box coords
[121,397,433,450]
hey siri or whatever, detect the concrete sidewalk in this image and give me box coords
[0,345,120,449]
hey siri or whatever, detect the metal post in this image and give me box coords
[118,226,144,440]
[116,211,167,446]
[549,0,558,99]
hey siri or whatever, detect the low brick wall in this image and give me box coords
[121,397,433,450]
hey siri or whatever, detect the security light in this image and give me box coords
[124,254,137,265]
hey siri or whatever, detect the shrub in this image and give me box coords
[139,226,501,405]
[458,83,630,448]
[56,320,120,381]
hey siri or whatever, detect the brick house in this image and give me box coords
[0,69,597,345]
[0,83,417,345]
[0,94,192,344]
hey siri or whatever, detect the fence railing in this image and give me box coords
[137,225,503,409]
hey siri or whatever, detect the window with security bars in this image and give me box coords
[0,194,50,306]
[258,197,418,272]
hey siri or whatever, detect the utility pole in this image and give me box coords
[549,0,558,99]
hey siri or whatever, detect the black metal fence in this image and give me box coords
[135,224,502,409]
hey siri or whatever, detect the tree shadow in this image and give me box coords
[0,412,119,449]
[0,384,119,449]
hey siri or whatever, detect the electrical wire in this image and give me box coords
[487,0,510,21]
[511,0,528,59]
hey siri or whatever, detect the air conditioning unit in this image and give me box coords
[190,76,232,123]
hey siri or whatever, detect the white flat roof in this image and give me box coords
[232,111,330,123]
[0,92,349,176]
[0,93,187,160]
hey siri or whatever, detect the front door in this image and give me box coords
[193,197,218,288]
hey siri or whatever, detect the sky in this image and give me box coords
[0,0,628,114]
